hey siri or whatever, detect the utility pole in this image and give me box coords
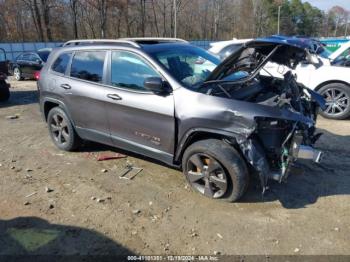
[277,5,282,35]
[277,5,281,35]
[174,0,177,38]
[335,17,339,37]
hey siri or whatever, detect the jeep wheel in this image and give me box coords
[182,139,249,202]
[47,107,81,151]
[0,80,10,102]
[319,83,350,120]
[13,67,22,81]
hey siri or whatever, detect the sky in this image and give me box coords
[302,0,350,11]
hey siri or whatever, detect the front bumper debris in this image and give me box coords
[296,145,323,163]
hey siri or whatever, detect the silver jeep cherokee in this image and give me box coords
[38,37,325,202]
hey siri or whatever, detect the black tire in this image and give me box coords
[47,107,81,151]
[0,80,10,102]
[13,67,22,81]
[182,139,249,202]
[318,83,350,120]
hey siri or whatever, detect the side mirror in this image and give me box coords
[144,77,169,94]
[35,59,42,64]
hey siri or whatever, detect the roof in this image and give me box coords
[62,38,188,48]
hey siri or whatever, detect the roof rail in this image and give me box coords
[62,39,140,48]
[120,37,188,43]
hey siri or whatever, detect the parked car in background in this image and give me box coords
[0,48,10,102]
[326,41,350,67]
[212,36,350,120]
[38,38,324,202]
[262,36,350,119]
[9,48,51,81]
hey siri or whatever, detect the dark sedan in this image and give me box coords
[9,48,51,81]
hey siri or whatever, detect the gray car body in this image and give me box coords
[38,41,323,190]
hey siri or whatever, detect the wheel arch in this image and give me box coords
[314,80,350,92]
[42,98,74,125]
[174,128,241,165]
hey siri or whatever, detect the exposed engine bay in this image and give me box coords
[194,40,326,191]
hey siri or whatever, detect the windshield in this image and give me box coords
[315,46,332,58]
[148,46,220,88]
[332,48,350,65]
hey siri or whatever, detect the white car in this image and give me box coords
[208,38,253,60]
[211,37,350,120]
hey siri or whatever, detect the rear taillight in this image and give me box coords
[34,71,40,80]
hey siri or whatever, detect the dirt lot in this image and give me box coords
[0,79,349,257]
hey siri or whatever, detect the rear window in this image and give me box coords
[70,51,106,83]
[20,53,30,61]
[52,53,71,74]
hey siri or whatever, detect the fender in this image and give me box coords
[41,97,76,126]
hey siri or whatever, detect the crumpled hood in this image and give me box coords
[206,38,311,82]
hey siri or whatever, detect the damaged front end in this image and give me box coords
[198,39,326,192]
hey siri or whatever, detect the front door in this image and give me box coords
[106,50,175,163]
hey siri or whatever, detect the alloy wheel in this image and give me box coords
[186,153,228,198]
[50,113,70,146]
[322,87,350,116]
[14,68,21,81]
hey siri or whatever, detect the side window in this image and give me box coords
[70,51,106,83]
[52,53,71,74]
[16,54,23,61]
[21,54,30,61]
[111,51,160,91]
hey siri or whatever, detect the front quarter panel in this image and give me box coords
[174,87,315,159]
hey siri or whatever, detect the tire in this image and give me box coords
[182,139,249,202]
[13,67,22,81]
[318,83,350,120]
[47,107,81,151]
[0,80,10,102]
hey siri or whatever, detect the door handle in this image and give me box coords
[107,94,122,100]
[60,84,71,90]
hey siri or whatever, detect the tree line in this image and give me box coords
[0,0,349,42]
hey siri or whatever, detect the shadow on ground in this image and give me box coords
[81,128,350,210]
[240,128,350,209]
[0,90,38,108]
[75,127,350,209]
[0,216,134,260]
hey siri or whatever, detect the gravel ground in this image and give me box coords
[0,79,349,258]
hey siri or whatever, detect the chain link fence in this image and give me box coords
[0,42,63,61]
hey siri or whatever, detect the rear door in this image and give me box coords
[60,50,112,144]
[105,50,175,163]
